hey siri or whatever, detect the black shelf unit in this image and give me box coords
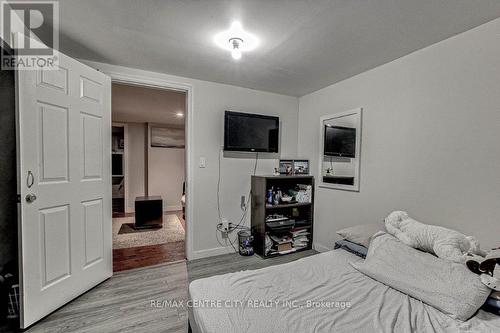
[251,175,314,258]
[112,125,125,215]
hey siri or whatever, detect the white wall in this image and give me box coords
[123,122,186,213]
[148,124,186,211]
[84,59,299,259]
[188,80,298,257]
[126,123,146,211]
[298,18,500,251]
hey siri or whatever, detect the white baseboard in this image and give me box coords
[192,242,332,260]
[191,246,235,260]
[313,242,332,253]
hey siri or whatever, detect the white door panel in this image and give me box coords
[82,199,104,268]
[17,51,112,328]
[39,205,71,288]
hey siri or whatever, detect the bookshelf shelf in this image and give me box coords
[251,175,314,258]
[265,202,312,210]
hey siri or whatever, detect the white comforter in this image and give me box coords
[188,250,500,333]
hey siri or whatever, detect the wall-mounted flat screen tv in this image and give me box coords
[224,111,279,152]
[324,125,356,157]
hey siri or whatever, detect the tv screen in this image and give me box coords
[224,111,279,152]
[324,125,356,157]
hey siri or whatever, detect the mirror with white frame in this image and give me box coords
[318,108,362,191]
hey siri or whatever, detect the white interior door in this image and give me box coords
[16,52,112,328]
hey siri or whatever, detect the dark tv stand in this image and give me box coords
[251,175,314,258]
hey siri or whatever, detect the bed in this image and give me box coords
[188,249,500,333]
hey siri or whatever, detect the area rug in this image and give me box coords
[113,214,185,249]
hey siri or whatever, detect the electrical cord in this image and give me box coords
[227,235,238,253]
[216,151,258,253]
[216,223,242,253]
[216,228,224,247]
[230,152,258,230]
[216,148,223,222]
[226,152,258,252]
[216,151,258,229]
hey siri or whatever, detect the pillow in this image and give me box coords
[334,239,367,258]
[351,232,491,320]
[336,223,385,248]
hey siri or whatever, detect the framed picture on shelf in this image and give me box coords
[279,160,294,175]
[293,160,309,175]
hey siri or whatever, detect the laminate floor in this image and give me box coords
[12,250,318,333]
[113,211,186,272]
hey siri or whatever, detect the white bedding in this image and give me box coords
[188,250,500,333]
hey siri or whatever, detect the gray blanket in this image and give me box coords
[188,250,500,333]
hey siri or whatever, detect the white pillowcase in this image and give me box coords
[336,223,385,248]
[351,232,491,321]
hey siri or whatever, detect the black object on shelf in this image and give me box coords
[251,175,314,258]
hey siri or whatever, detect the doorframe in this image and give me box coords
[103,70,194,260]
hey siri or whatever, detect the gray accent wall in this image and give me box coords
[298,18,500,251]
[0,46,18,270]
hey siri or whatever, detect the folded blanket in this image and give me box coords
[384,211,484,263]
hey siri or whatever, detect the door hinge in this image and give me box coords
[16,194,21,203]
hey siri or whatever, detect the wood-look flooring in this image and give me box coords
[113,211,186,272]
[187,248,318,282]
[19,250,317,333]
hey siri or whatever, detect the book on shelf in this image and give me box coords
[277,242,293,252]
[291,230,310,237]
[269,234,293,245]
[269,248,297,255]
[292,231,309,248]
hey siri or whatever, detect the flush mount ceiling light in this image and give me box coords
[214,21,259,61]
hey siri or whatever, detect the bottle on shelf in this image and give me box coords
[273,188,281,205]
[267,187,274,205]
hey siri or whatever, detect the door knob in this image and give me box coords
[25,193,37,203]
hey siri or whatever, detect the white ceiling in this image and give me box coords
[112,83,186,126]
[55,0,500,96]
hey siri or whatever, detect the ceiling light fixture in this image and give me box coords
[176,112,184,117]
[214,21,258,61]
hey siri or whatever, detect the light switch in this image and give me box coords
[199,157,206,168]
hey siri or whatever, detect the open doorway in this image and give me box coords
[111,83,187,271]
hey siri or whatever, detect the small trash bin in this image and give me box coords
[238,230,254,256]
